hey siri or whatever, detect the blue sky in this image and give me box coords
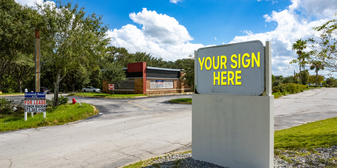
[17,0,337,77]
[73,0,291,45]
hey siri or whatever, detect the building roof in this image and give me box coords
[104,66,183,72]
[146,66,182,72]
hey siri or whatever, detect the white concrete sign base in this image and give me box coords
[192,94,274,168]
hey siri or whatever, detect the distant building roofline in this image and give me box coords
[146,66,182,72]
[103,65,183,72]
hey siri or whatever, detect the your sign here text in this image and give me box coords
[198,52,261,86]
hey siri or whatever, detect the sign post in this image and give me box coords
[35,29,40,93]
[108,84,114,95]
[192,40,273,168]
[24,92,46,121]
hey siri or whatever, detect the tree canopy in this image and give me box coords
[36,1,110,106]
[0,0,40,91]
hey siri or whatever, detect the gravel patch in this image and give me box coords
[138,146,337,168]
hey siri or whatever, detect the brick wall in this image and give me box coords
[134,78,144,94]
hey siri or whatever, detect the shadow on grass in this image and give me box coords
[4,116,22,122]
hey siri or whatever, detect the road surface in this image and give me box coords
[0,88,336,167]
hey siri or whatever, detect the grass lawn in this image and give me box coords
[0,103,97,132]
[275,117,337,150]
[169,98,192,104]
[308,86,322,89]
[68,92,147,99]
[273,91,290,99]
[0,92,25,96]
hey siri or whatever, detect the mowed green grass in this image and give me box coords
[169,98,192,104]
[0,103,97,132]
[0,93,25,96]
[272,92,290,99]
[68,92,147,99]
[275,117,337,150]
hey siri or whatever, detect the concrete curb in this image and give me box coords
[168,100,192,104]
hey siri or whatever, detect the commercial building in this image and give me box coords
[102,62,191,94]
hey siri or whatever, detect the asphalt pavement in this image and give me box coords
[0,88,336,167]
[274,88,337,130]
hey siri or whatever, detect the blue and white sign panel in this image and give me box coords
[150,80,174,89]
[24,92,46,113]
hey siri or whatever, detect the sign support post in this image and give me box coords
[192,41,273,168]
[35,29,40,93]
[108,84,114,95]
[266,41,272,96]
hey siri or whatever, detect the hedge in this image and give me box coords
[272,83,308,94]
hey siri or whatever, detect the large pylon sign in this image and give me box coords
[192,41,274,168]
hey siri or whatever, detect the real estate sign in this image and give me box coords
[24,92,46,113]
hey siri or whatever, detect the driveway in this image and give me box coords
[0,88,337,167]
[274,88,337,130]
[0,95,192,168]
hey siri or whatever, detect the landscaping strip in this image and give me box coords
[169,98,192,104]
[0,103,98,132]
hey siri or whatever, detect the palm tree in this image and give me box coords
[292,39,307,83]
[301,51,310,70]
[310,61,324,86]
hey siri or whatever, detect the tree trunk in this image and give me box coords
[316,69,318,86]
[299,65,302,84]
[53,69,62,107]
[72,83,75,92]
[18,79,22,93]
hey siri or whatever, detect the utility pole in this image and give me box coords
[35,29,40,92]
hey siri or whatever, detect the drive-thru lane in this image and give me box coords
[1,88,337,167]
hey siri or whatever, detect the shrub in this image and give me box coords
[272,86,280,93]
[59,95,69,105]
[287,83,297,94]
[51,95,69,106]
[272,83,308,94]
[279,84,287,93]
[0,98,15,114]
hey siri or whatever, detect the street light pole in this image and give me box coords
[35,29,40,92]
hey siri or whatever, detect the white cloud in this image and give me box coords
[170,0,182,4]
[108,8,203,61]
[229,0,336,77]
[295,0,337,19]
[129,8,192,45]
[215,37,217,40]
[16,0,43,7]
